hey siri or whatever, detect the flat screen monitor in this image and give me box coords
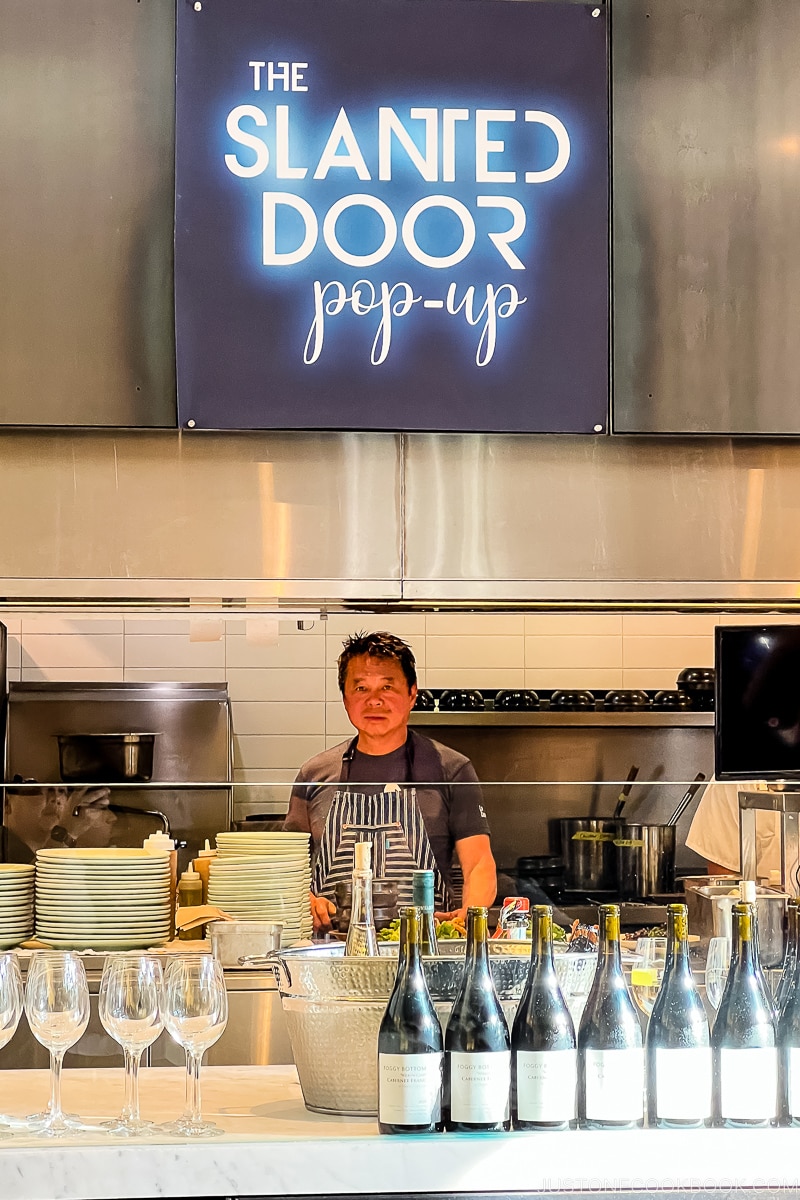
[716,624,800,780]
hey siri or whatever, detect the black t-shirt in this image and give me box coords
[283,731,490,890]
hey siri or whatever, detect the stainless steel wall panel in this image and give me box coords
[0,431,401,594]
[0,0,175,425]
[612,0,800,433]
[404,435,800,597]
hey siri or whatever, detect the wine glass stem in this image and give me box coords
[123,1049,143,1123]
[188,1052,202,1124]
[49,1050,65,1121]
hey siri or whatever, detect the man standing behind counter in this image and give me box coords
[284,631,497,933]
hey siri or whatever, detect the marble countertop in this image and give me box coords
[1,1065,799,1200]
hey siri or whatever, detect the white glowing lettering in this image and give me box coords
[261,192,525,270]
[223,106,570,183]
[524,110,571,182]
[262,193,317,266]
[401,197,475,269]
[313,108,371,180]
[275,105,307,180]
[224,105,269,178]
[446,282,527,366]
[378,108,438,181]
[322,195,396,267]
[476,196,526,270]
[304,279,526,367]
[475,110,516,183]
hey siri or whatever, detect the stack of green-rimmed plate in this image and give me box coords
[35,848,172,950]
[0,863,35,949]
[210,832,312,946]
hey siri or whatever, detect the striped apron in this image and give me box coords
[312,783,452,910]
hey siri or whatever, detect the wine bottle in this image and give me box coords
[345,841,378,957]
[712,901,778,1128]
[577,903,644,1129]
[511,904,576,1130]
[412,870,439,955]
[645,902,711,1128]
[377,906,443,1134]
[443,906,511,1131]
[775,897,800,1019]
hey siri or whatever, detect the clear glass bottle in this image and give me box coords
[775,897,800,1019]
[378,906,443,1134]
[511,904,576,1130]
[577,903,644,1129]
[712,901,778,1128]
[411,870,438,955]
[345,841,378,957]
[443,906,511,1131]
[646,902,711,1128]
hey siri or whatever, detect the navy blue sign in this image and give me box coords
[175,0,608,431]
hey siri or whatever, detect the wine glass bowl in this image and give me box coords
[24,952,90,1136]
[162,956,228,1137]
[99,954,164,1136]
[631,938,667,1017]
[704,936,732,1010]
[0,953,24,1133]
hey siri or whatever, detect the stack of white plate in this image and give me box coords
[209,832,312,946]
[0,864,35,949]
[35,848,172,950]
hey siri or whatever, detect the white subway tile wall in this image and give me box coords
[0,610,798,785]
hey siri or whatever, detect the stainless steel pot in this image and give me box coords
[558,818,617,891]
[56,733,157,783]
[208,920,283,967]
[613,822,676,899]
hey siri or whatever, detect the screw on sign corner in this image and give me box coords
[186,420,197,428]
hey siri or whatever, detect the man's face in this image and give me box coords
[342,654,417,747]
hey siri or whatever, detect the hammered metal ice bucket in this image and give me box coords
[269,943,595,1116]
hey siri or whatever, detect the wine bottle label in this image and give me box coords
[719,1048,778,1120]
[379,1053,442,1125]
[450,1051,511,1123]
[654,1047,712,1120]
[583,1048,644,1122]
[516,1049,577,1123]
[787,1047,800,1118]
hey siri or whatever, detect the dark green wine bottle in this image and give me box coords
[443,906,510,1132]
[577,904,644,1129]
[711,901,778,1128]
[511,904,576,1130]
[645,903,711,1128]
[412,870,439,956]
[775,897,800,1019]
[377,906,443,1134]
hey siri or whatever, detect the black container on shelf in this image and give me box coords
[439,689,485,711]
[603,689,651,711]
[548,689,596,711]
[676,667,715,709]
[652,689,694,710]
[413,689,436,711]
[494,689,540,711]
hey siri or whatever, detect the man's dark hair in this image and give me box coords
[338,631,417,694]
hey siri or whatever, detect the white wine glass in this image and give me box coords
[630,937,667,1017]
[99,955,164,1136]
[162,956,228,1137]
[704,936,732,1010]
[0,953,24,1134]
[24,952,90,1136]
